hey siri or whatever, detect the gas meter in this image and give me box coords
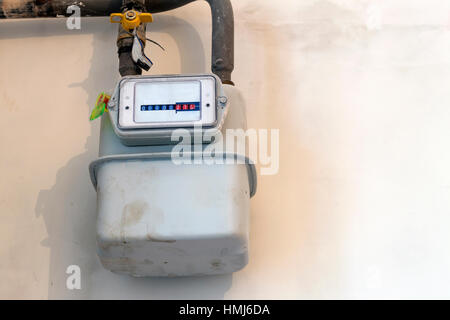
[90,76,256,277]
[88,0,256,277]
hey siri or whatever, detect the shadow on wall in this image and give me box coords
[0,13,231,299]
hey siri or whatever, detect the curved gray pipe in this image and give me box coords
[0,0,234,84]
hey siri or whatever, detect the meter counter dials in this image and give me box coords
[118,75,218,130]
[106,74,227,146]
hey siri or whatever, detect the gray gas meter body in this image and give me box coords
[89,74,256,277]
[85,0,255,277]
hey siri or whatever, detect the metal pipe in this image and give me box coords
[0,0,198,17]
[117,0,145,76]
[0,0,234,83]
[205,0,234,85]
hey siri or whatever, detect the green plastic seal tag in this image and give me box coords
[90,92,111,121]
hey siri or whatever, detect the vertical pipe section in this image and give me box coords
[117,0,145,76]
[205,0,234,85]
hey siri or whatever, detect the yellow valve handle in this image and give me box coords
[110,11,153,31]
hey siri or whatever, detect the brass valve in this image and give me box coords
[110,10,153,31]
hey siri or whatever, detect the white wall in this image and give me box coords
[1,0,450,299]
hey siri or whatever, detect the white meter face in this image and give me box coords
[118,75,217,129]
